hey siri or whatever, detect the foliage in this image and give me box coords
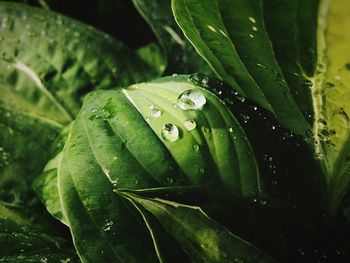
[0,0,350,262]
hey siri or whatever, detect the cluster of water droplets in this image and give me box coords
[159,86,207,143]
[0,147,11,167]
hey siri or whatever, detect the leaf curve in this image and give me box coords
[58,75,263,262]
[172,0,311,136]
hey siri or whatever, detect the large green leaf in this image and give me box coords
[32,125,72,226]
[58,75,263,262]
[172,0,311,136]
[117,190,275,263]
[172,0,350,214]
[0,218,78,262]
[309,0,350,214]
[132,0,210,75]
[0,2,156,221]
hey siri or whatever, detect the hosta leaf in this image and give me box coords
[117,191,275,263]
[0,2,155,221]
[0,218,78,262]
[58,75,263,262]
[136,43,166,76]
[263,0,319,123]
[172,0,310,136]
[173,0,350,214]
[132,0,210,75]
[310,0,350,213]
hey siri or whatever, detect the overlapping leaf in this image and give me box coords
[58,75,264,261]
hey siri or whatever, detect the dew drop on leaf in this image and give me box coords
[177,89,206,110]
[183,119,196,131]
[193,144,200,152]
[161,123,179,142]
[151,108,162,118]
[166,177,174,184]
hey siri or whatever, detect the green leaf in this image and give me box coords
[263,0,319,124]
[136,43,166,76]
[32,125,70,225]
[309,0,350,214]
[172,0,311,136]
[117,191,276,263]
[132,0,211,75]
[58,75,263,262]
[0,2,156,221]
[0,218,78,262]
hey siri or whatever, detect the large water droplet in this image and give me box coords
[183,119,196,131]
[161,123,180,142]
[177,89,206,110]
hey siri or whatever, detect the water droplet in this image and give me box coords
[193,144,200,151]
[177,89,206,110]
[252,26,258,31]
[207,25,217,32]
[199,167,205,174]
[228,127,234,133]
[166,177,174,184]
[256,63,267,69]
[103,220,113,231]
[151,108,162,118]
[161,123,180,142]
[249,34,254,38]
[248,16,256,23]
[188,73,210,88]
[183,119,196,131]
[203,127,210,133]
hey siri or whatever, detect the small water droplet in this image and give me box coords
[228,127,234,133]
[177,89,206,110]
[161,123,180,142]
[193,144,200,151]
[103,220,113,231]
[248,16,256,23]
[252,26,258,31]
[203,127,210,133]
[199,167,205,174]
[256,63,267,69]
[151,108,162,118]
[183,119,196,131]
[166,177,174,184]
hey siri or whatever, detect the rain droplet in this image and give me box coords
[248,16,256,23]
[151,108,162,118]
[193,144,200,151]
[203,127,210,133]
[228,127,234,133]
[161,123,180,142]
[166,177,174,184]
[177,89,206,110]
[256,63,267,69]
[183,119,196,131]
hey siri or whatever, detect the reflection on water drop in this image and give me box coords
[177,89,206,110]
[161,123,180,142]
[183,119,196,131]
